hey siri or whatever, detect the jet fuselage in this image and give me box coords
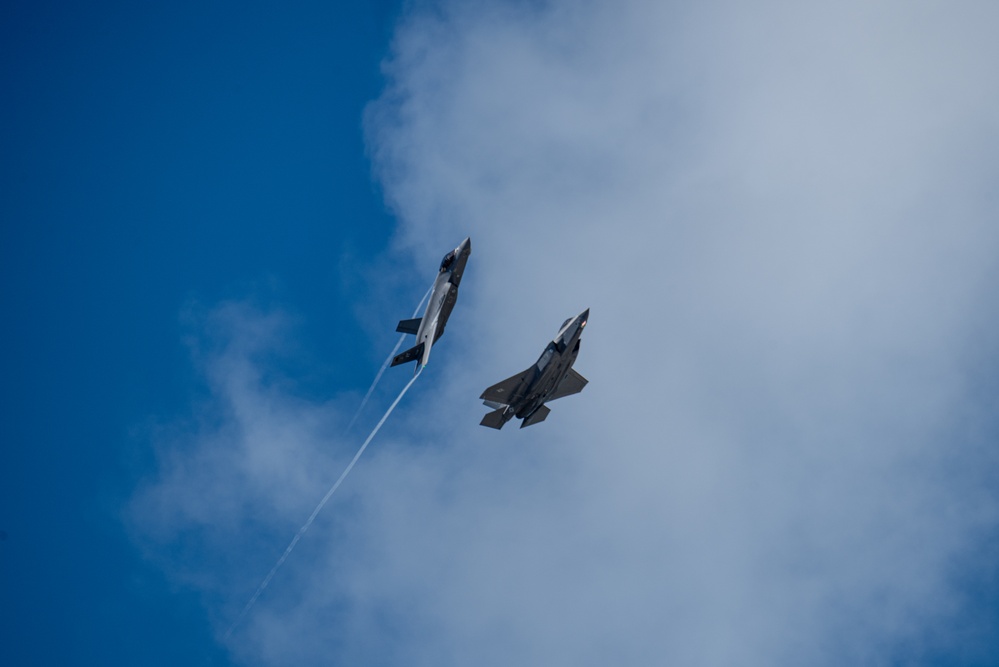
[391,237,471,373]
[479,309,589,429]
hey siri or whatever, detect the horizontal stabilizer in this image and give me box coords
[480,408,508,430]
[548,368,588,401]
[520,404,550,428]
[396,318,422,335]
[391,342,425,367]
[480,368,533,404]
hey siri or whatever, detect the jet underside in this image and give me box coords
[480,309,589,429]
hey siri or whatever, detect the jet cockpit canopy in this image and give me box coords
[439,250,456,273]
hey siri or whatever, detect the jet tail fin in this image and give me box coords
[480,407,509,430]
[520,405,550,428]
[396,318,422,335]
[391,342,425,367]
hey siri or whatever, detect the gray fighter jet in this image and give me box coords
[479,309,589,429]
[392,237,471,373]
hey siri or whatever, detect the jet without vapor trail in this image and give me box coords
[392,237,471,373]
[479,309,589,429]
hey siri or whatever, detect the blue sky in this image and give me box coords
[4,1,999,666]
[2,2,401,664]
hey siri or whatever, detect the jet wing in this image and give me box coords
[547,368,588,401]
[396,318,422,335]
[480,368,534,405]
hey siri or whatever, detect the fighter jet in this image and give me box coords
[479,309,589,429]
[391,237,471,373]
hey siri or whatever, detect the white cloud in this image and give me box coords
[362,1,999,664]
[133,1,999,665]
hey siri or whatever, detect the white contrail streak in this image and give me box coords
[224,368,423,640]
[345,284,433,434]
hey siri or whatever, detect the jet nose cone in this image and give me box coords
[460,236,471,253]
[579,308,590,323]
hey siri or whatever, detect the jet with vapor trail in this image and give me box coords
[479,309,589,429]
[391,237,471,373]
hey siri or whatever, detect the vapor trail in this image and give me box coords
[224,368,424,640]
[345,284,433,434]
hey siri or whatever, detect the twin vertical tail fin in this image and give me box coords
[520,405,550,428]
[480,407,510,429]
[391,342,425,367]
